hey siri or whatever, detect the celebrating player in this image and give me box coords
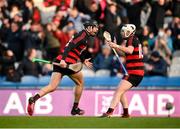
[102,24,144,118]
[27,20,99,116]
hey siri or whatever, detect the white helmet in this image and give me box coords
[121,24,136,39]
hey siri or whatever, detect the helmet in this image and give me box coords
[83,20,98,29]
[121,24,136,38]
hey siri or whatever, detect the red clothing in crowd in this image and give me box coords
[44,0,71,8]
[53,30,69,53]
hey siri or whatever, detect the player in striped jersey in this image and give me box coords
[102,24,144,118]
[27,20,99,116]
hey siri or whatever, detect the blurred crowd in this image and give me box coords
[0,0,179,82]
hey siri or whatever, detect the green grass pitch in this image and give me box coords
[0,116,180,128]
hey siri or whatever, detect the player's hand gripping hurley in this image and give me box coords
[32,58,83,73]
[103,31,128,76]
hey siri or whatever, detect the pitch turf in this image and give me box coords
[0,116,180,128]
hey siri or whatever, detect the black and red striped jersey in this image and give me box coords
[125,35,144,76]
[56,30,89,64]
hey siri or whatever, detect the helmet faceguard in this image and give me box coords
[121,24,136,39]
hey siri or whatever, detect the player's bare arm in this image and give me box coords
[107,41,134,54]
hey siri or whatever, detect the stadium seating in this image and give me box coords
[60,76,75,88]
[172,50,180,57]
[95,69,111,77]
[82,69,96,77]
[169,57,180,77]
[38,75,51,86]
[19,76,39,88]
[0,75,180,89]
[0,81,19,89]
[0,76,5,81]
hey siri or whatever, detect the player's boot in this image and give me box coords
[100,112,112,118]
[121,114,130,118]
[71,107,85,115]
[27,97,35,116]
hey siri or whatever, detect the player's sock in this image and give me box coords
[100,108,114,117]
[121,108,130,118]
[33,94,40,102]
[71,102,85,115]
[106,108,114,114]
[123,108,129,115]
[73,102,79,109]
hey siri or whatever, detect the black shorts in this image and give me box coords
[53,60,76,75]
[122,75,143,87]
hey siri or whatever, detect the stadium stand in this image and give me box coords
[95,69,111,77]
[20,76,39,88]
[82,69,96,77]
[0,76,180,90]
[0,0,180,90]
[169,51,180,77]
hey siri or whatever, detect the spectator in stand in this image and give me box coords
[93,44,119,76]
[140,2,151,27]
[7,0,24,9]
[86,1,102,22]
[171,0,180,50]
[0,0,179,80]
[55,7,69,29]
[0,18,11,44]
[0,49,15,76]
[43,0,71,8]
[43,23,60,60]
[10,4,22,19]
[165,28,173,52]
[54,21,78,53]
[52,22,70,54]
[147,0,171,34]
[145,51,167,76]
[104,2,121,38]
[67,7,90,32]
[7,21,24,61]
[76,0,107,23]
[118,0,148,30]
[17,48,42,77]
[140,25,151,62]
[52,15,61,29]
[0,49,20,82]
[23,0,41,24]
[140,25,151,46]
[172,0,180,18]
[0,0,9,19]
[13,13,23,24]
[23,22,44,58]
[0,43,6,75]
[171,17,180,50]
[79,0,102,22]
[64,22,77,39]
[13,13,24,29]
[154,28,172,65]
